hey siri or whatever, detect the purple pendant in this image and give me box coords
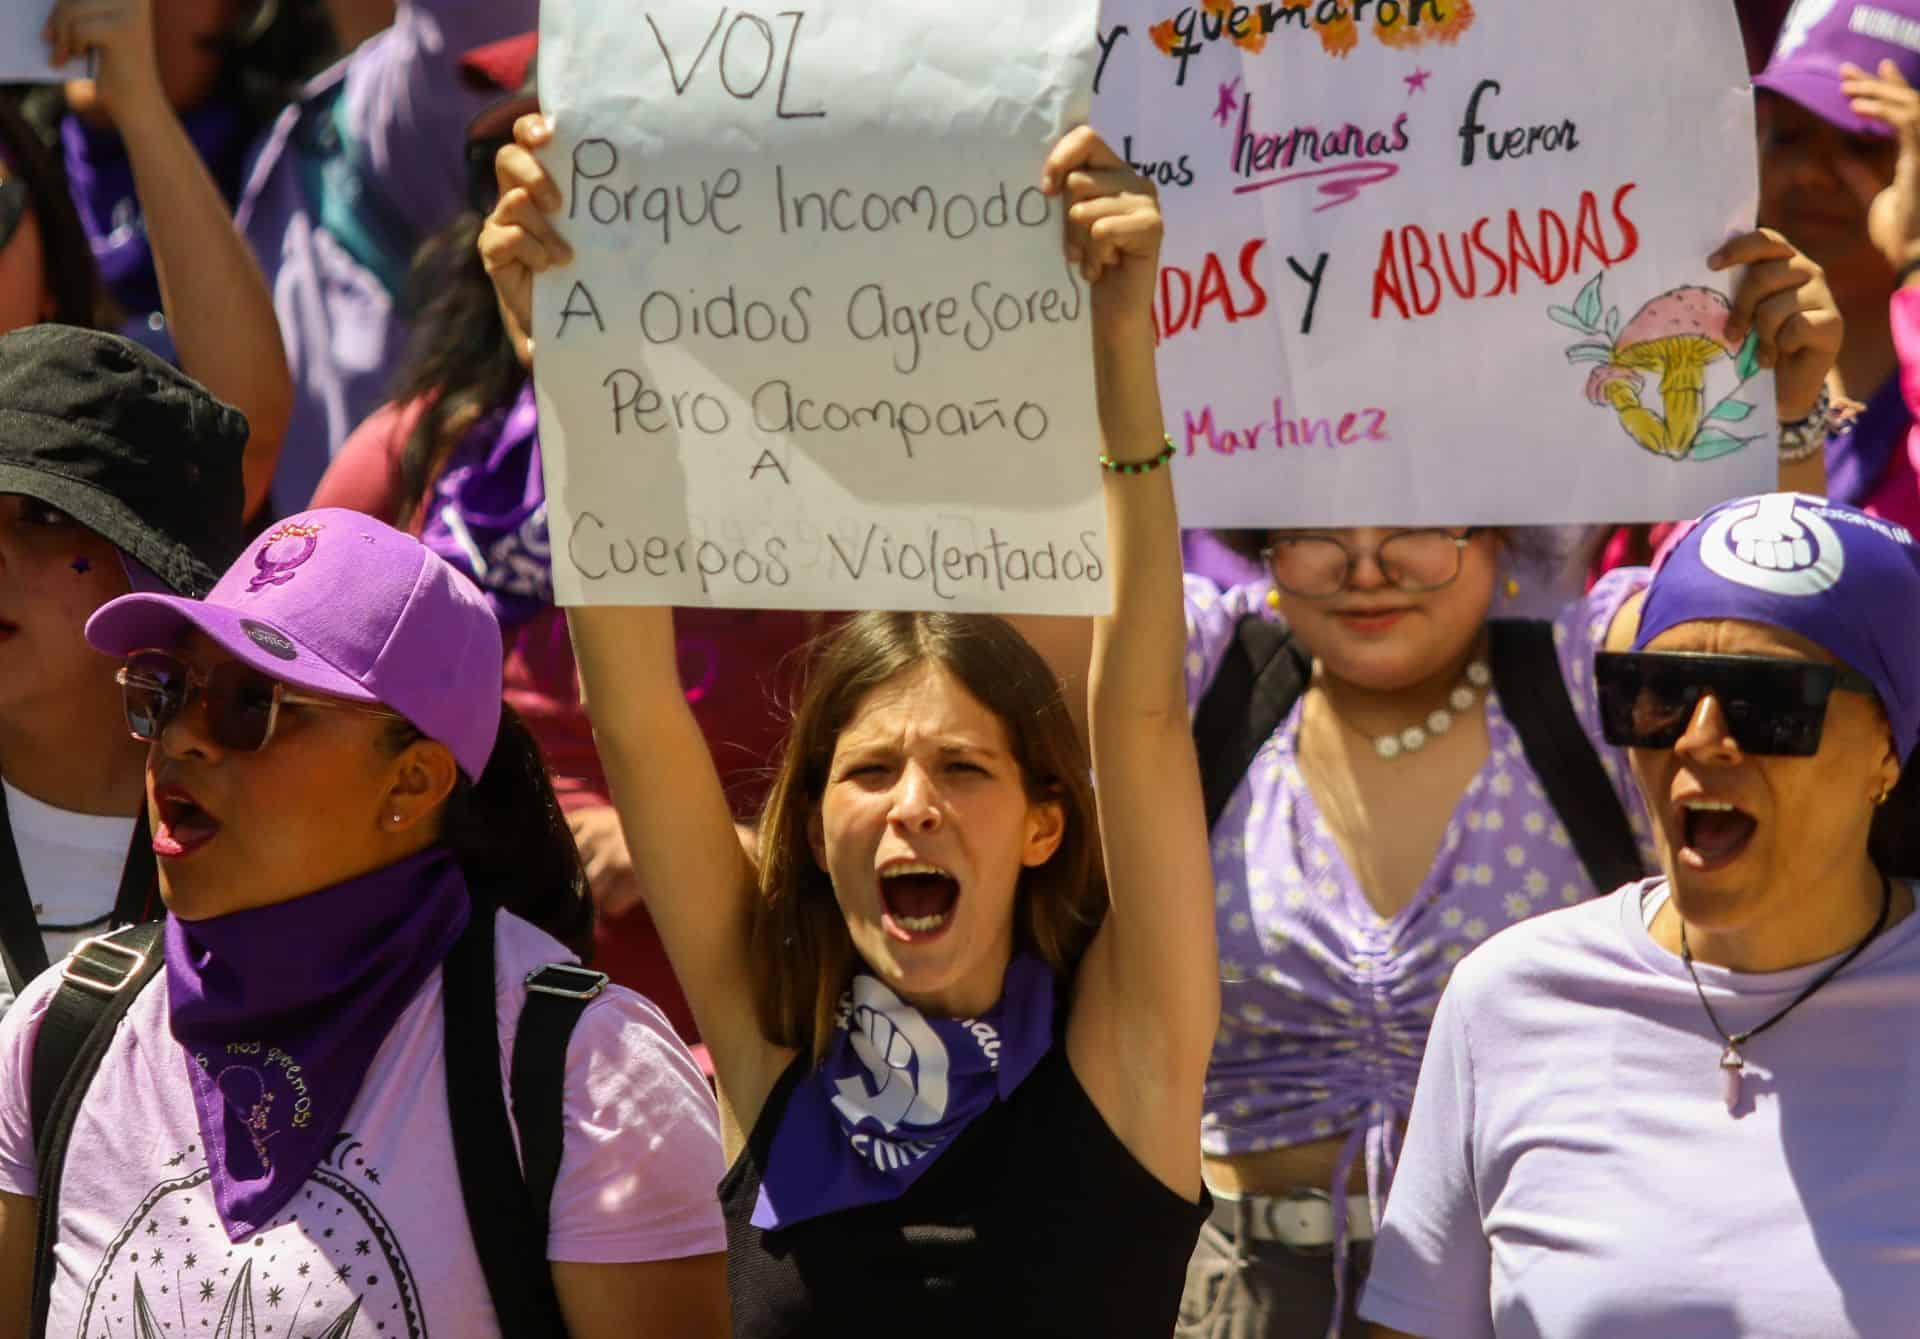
[1719,1046,1744,1111]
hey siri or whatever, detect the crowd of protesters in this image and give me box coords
[0,0,1913,1336]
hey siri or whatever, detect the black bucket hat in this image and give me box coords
[0,325,247,597]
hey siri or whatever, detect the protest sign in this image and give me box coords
[1092,0,1768,527]
[534,1,1110,613]
[0,1,81,82]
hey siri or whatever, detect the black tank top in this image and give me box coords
[719,1043,1208,1339]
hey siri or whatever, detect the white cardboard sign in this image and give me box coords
[535,0,1110,612]
[1092,0,1771,527]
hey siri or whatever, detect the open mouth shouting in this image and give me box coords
[1675,796,1757,873]
[879,860,961,943]
[152,783,222,859]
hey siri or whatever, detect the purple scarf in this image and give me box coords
[167,846,471,1241]
[419,382,551,628]
[62,99,251,336]
[751,953,1056,1230]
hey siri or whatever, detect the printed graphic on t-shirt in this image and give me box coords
[74,1135,425,1338]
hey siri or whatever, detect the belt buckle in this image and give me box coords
[1263,1188,1338,1257]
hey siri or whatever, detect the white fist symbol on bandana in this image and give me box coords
[1700,494,1846,597]
[832,977,951,1131]
[1730,493,1814,570]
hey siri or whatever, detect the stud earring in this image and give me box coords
[1504,578,1521,601]
[1875,787,1893,807]
[389,813,404,825]
[1265,588,1281,612]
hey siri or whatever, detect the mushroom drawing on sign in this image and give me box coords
[1554,275,1763,461]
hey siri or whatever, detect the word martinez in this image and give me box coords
[1156,0,1455,83]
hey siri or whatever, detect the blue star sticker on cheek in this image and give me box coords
[70,557,90,575]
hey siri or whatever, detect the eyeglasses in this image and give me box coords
[1594,651,1879,757]
[1260,528,1479,599]
[0,177,28,252]
[115,649,404,752]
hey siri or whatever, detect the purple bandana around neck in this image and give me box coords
[62,99,251,327]
[751,952,1056,1230]
[418,382,551,628]
[1635,492,1920,762]
[166,846,471,1241]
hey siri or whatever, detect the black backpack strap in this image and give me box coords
[445,912,603,1338]
[513,964,609,1243]
[0,804,157,996]
[0,797,47,990]
[1192,614,1312,831]
[1489,620,1646,893]
[29,921,165,1337]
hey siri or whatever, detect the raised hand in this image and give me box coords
[478,113,575,368]
[44,0,161,115]
[1040,127,1162,337]
[1841,59,1920,276]
[1711,230,1842,422]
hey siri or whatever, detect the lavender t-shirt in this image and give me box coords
[0,911,726,1336]
[1361,881,1920,1339]
[1182,570,1658,1181]
[237,0,537,511]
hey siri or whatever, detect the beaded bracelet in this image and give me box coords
[1777,386,1831,465]
[1099,436,1176,475]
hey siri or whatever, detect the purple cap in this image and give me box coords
[1755,0,1920,135]
[83,508,504,778]
[1635,493,1920,762]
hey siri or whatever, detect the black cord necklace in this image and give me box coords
[1680,872,1892,1112]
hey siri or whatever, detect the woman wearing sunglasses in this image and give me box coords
[0,508,730,1336]
[1362,492,1920,1339]
[1171,229,1843,1339]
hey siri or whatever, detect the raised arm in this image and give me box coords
[1046,130,1217,1203]
[479,117,788,1139]
[48,0,292,519]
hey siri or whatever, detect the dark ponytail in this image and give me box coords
[387,703,594,958]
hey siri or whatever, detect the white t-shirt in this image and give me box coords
[1361,879,1920,1339]
[0,910,728,1336]
[0,781,136,1009]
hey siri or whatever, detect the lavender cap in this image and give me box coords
[84,508,504,778]
[1634,493,1920,763]
[1755,0,1920,136]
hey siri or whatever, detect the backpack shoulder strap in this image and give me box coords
[0,799,49,991]
[1192,614,1312,832]
[444,911,602,1338]
[1489,619,1646,894]
[512,965,608,1242]
[30,921,166,1337]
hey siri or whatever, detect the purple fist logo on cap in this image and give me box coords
[248,523,324,594]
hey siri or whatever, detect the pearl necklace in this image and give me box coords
[1372,660,1491,761]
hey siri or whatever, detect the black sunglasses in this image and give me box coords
[0,177,28,252]
[1595,651,1879,757]
[116,649,402,753]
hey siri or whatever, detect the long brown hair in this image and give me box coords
[751,612,1106,1061]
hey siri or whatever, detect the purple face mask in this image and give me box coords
[1634,493,1920,761]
